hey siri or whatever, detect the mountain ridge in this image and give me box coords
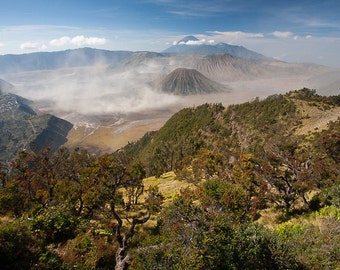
[163,35,271,61]
[0,47,133,73]
[121,89,340,176]
[0,85,73,161]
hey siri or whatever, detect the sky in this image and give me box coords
[0,0,340,67]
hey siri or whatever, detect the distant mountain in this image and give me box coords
[178,36,199,43]
[0,85,73,161]
[157,68,229,95]
[117,51,309,83]
[163,35,270,61]
[0,47,133,73]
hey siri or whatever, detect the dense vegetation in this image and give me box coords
[0,92,73,162]
[0,88,339,269]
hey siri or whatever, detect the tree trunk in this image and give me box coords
[115,246,130,270]
[112,201,150,270]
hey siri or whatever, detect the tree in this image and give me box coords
[261,141,317,212]
[8,148,55,211]
[53,147,98,217]
[93,154,163,270]
[133,188,301,269]
[176,149,226,186]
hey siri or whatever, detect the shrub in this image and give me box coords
[30,204,80,244]
[0,220,39,269]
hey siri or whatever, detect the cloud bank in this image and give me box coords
[18,34,106,52]
[271,31,293,38]
[7,62,181,118]
[20,42,47,51]
[50,35,106,47]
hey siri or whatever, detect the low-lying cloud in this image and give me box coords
[176,38,215,46]
[6,62,181,120]
[20,42,46,50]
[50,35,107,47]
[271,31,293,38]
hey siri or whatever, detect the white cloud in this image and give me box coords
[50,36,71,46]
[271,31,293,38]
[211,31,264,39]
[174,38,215,46]
[20,42,40,50]
[71,35,106,46]
[179,38,206,45]
[49,35,106,47]
[207,31,264,44]
[20,42,47,51]
[0,42,4,47]
[305,35,312,39]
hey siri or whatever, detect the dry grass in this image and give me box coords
[256,208,284,228]
[294,100,340,135]
[143,171,193,202]
[65,120,166,154]
[142,171,194,228]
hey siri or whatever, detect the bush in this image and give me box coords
[0,220,39,269]
[232,223,301,270]
[30,204,80,244]
[277,217,340,269]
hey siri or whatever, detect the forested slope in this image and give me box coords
[123,88,339,176]
[0,92,73,161]
[0,88,339,269]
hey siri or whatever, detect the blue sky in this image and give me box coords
[0,0,340,66]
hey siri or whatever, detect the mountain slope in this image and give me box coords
[113,50,329,84]
[0,89,73,161]
[157,68,229,95]
[121,89,340,176]
[0,79,14,94]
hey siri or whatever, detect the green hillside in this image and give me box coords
[123,88,339,176]
[0,92,73,161]
[0,88,339,269]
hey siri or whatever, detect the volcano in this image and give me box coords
[158,68,230,95]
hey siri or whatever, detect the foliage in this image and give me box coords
[276,215,340,269]
[133,190,301,269]
[30,204,81,244]
[0,219,39,270]
[0,92,72,162]
[0,89,339,269]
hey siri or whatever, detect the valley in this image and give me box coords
[4,70,336,154]
[0,41,339,270]
[1,42,339,156]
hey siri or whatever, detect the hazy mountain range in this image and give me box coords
[0,48,132,74]
[0,36,339,156]
[0,36,271,73]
